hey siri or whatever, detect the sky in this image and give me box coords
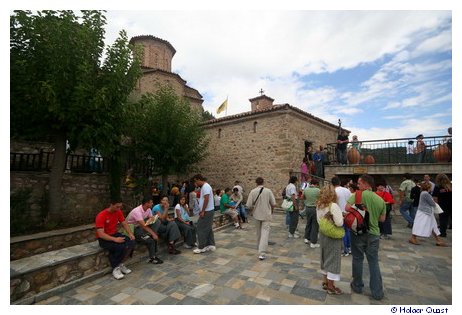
[102,10,453,141]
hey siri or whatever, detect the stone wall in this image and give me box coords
[195,108,338,200]
[10,171,141,232]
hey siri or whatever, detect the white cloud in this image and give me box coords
[101,10,452,138]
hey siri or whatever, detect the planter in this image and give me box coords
[364,155,375,165]
[347,148,360,165]
[433,144,451,163]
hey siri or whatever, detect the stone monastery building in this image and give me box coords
[129,35,204,112]
[130,35,339,197]
[196,95,339,198]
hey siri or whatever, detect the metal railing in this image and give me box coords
[10,151,108,173]
[325,135,451,165]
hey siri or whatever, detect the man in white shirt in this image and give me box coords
[332,176,352,256]
[192,174,216,254]
[247,177,276,260]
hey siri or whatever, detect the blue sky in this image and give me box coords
[102,10,452,141]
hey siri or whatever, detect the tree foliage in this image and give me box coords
[125,86,209,193]
[10,10,141,220]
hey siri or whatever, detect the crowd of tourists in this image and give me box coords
[95,171,451,301]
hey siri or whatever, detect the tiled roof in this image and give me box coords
[202,104,344,131]
[129,35,176,55]
[141,68,186,84]
[249,94,274,102]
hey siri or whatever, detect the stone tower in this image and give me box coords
[128,35,204,111]
[249,95,274,111]
[130,35,176,71]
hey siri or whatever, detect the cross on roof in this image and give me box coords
[259,88,264,96]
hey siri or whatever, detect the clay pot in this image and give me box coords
[364,155,375,164]
[347,148,361,165]
[433,145,451,163]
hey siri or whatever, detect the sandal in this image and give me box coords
[326,286,343,295]
[322,282,328,290]
[408,239,420,245]
[436,242,448,247]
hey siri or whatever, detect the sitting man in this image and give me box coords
[127,197,164,264]
[151,196,182,255]
[220,187,242,229]
[95,199,136,280]
[231,187,247,223]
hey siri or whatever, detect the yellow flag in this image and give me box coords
[217,99,228,114]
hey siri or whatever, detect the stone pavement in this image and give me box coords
[36,213,452,305]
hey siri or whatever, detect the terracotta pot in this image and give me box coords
[433,145,451,163]
[364,155,375,164]
[347,148,360,164]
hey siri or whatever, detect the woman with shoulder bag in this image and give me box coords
[316,185,344,295]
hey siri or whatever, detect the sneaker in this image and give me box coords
[294,230,300,236]
[112,267,124,280]
[193,247,207,254]
[258,253,266,260]
[119,264,132,274]
[234,222,240,228]
[183,244,193,249]
[348,248,352,254]
[148,256,163,264]
[341,252,350,257]
[304,238,310,244]
[310,243,320,248]
[288,233,300,239]
[205,245,216,252]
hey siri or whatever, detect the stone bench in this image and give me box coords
[10,212,234,304]
[11,224,96,261]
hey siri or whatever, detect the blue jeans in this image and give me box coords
[237,204,247,221]
[417,150,426,163]
[350,233,384,300]
[343,225,351,252]
[399,200,414,225]
[285,211,291,227]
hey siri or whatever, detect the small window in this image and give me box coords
[253,121,258,133]
[218,128,222,138]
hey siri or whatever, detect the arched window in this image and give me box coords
[218,128,222,138]
[253,121,258,133]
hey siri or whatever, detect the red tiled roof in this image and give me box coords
[249,94,274,102]
[129,35,176,56]
[202,104,344,131]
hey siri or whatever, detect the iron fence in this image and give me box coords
[325,135,451,165]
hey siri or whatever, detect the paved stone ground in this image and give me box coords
[36,213,452,305]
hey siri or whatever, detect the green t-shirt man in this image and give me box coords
[303,186,320,207]
[347,190,386,236]
[220,193,231,213]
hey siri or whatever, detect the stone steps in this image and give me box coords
[10,212,234,304]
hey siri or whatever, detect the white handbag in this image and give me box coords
[433,203,444,214]
[281,198,294,212]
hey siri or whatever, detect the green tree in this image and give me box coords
[10,10,141,222]
[202,110,215,121]
[125,86,209,194]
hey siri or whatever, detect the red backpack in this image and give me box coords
[344,191,369,235]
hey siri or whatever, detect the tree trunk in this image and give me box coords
[47,133,66,223]
[110,151,122,202]
[161,174,168,196]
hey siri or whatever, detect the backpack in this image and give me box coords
[344,191,369,235]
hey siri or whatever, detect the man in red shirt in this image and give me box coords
[95,199,136,280]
